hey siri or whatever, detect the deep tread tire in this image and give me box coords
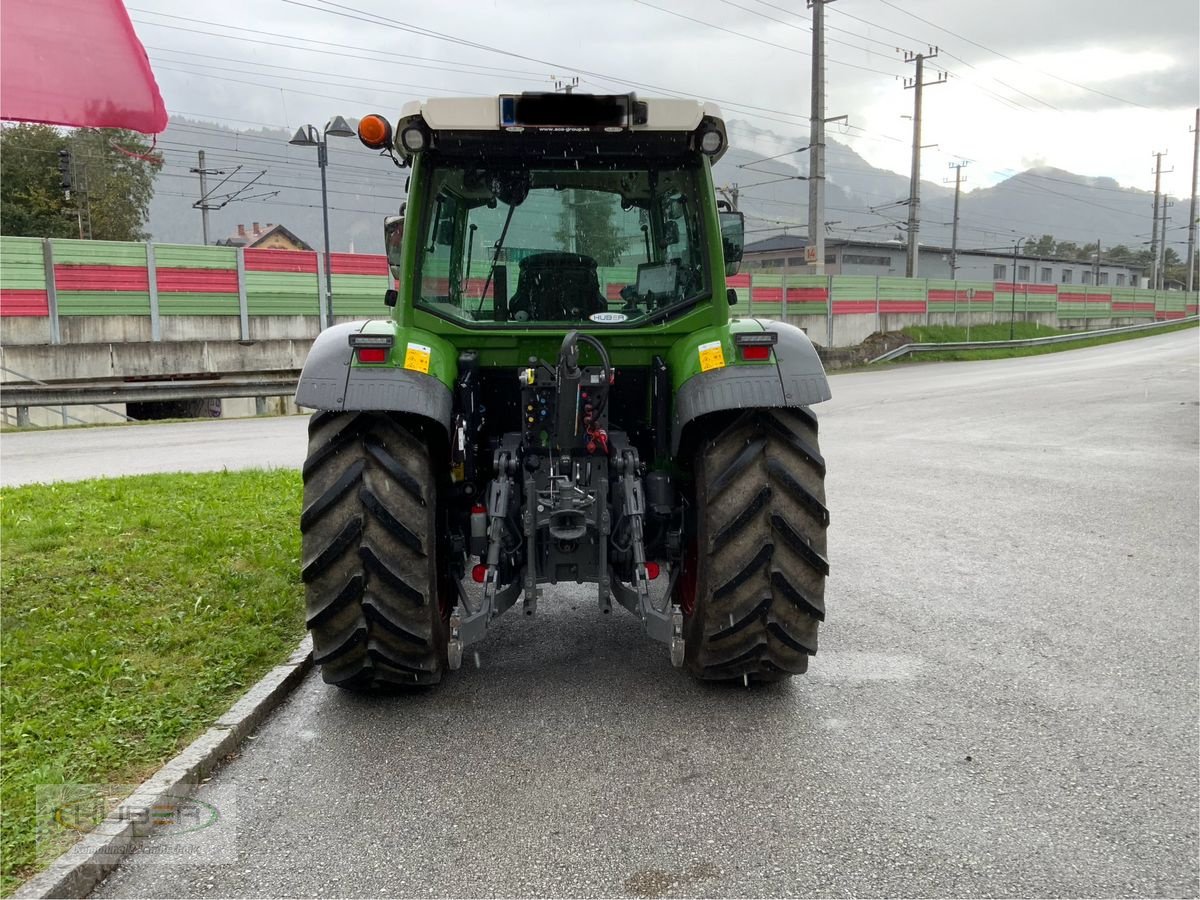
[684,408,828,682]
[301,411,448,689]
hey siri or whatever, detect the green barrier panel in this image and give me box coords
[245,271,320,317]
[0,237,46,290]
[56,291,151,316]
[329,273,390,317]
[152,244,238,270]
[51,239,147,266]
[156,292,241,315]
[877,277,927,308]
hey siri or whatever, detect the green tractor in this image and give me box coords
[295,93,831,688]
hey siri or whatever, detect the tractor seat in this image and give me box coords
[510,252,606,321]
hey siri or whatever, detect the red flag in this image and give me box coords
[0,0,167,133]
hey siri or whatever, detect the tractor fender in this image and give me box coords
[670,319,830,454]
[294,320,454,436]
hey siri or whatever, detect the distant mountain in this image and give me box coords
[145,116,1160,255]
[716,120,1160,253]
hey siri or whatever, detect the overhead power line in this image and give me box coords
[872,0,1150,109]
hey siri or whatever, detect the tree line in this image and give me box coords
[0,123,159,242]
[1024,233,1188,285]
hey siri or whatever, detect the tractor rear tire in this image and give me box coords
[300,411,448,689]
[683,407,829,682]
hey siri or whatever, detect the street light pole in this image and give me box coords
[317,140,334,327]
[1010,237,1024,340]
[289,116,356,330]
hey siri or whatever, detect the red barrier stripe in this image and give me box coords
[727,273,751,289]
[1157,310,1187,320]
[1112,302,1155,312]
[244,248,318,273]
[787,287,828,302]
[156,267,238,293]
[879,301,926,313]
[606,283,623,301]
[330,253,388,276]
[751,287,829,303]
[0,289,49,317]
[831,300,877,314]
[1058,292,1110,303]
[54,264,149,292]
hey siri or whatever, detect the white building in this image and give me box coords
[743,236,1147,288]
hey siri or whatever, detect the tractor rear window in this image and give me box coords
[415,163,710,326]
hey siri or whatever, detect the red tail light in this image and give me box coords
[356,347,387,364]
[645,562,660,580]
[471,564,487,583]
[740,345,771,361]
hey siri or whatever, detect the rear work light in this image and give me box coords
[734,331,778,361]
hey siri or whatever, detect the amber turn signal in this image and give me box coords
[358,114,392,150]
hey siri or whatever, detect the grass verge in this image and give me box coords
[898,319,1197,362]
[0,470,305,895]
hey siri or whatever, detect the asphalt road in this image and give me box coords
[12,331,1200,897]
[0,416,308,487]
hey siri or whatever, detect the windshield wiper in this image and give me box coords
[477,204,516,315]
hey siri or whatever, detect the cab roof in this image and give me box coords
[399,94,724,134]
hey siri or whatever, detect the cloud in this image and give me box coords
[131,0,1200,199]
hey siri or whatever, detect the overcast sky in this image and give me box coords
[131,0,1199,199]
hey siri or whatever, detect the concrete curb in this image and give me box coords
[14,636,313,900]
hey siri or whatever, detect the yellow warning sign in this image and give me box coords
[404,342,432,374]
[698,340,725,372]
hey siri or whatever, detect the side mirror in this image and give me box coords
[719,210,744,276]
[383,215,404,280]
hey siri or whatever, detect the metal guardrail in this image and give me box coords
[0,371,300,409]
[868,316,1199,364]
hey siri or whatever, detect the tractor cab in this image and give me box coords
[364,94,743,328]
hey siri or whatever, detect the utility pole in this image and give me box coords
[807,0,831,274]
[946,160,968,279]
[1188,108,1198,292]
[190,150,224,245]
[68,146,93,240]
[903,48,946,277]
[1093,239,1101,288]
[1149,151,1165,289]
[58,147,83,239]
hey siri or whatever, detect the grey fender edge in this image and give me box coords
[294,321,453,434]
[670,321,830,454]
